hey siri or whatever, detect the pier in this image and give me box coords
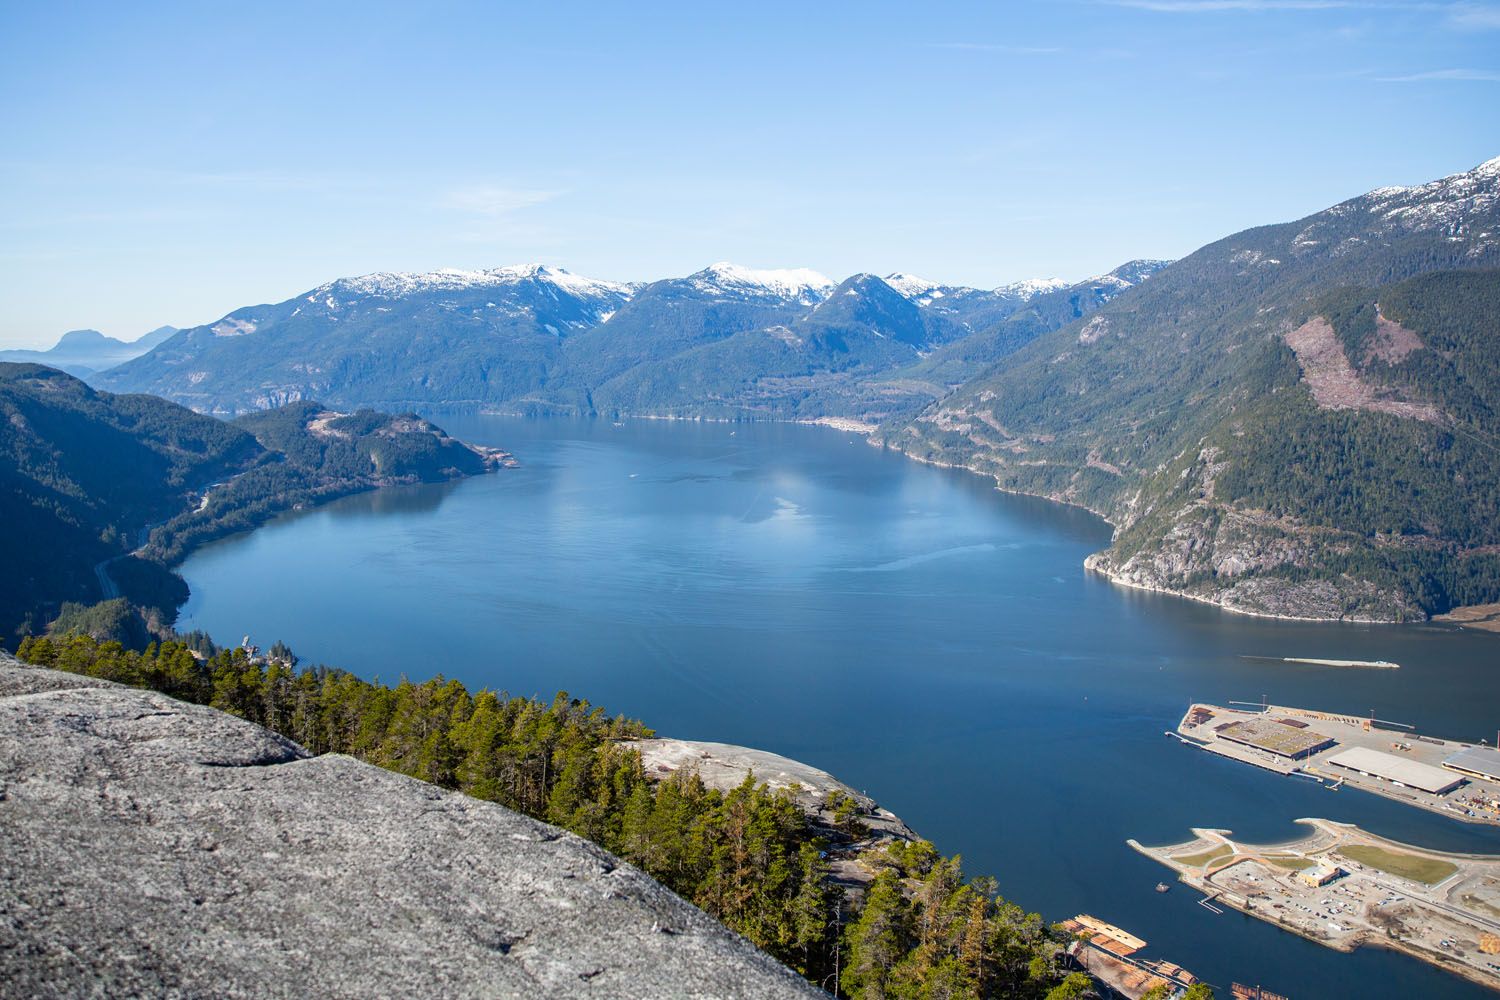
[1171,702,1500,826]
[1059,914,1206,999]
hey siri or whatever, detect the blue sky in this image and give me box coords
[1,1,1497,348]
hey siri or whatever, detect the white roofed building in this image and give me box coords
[1327,747,1464,795]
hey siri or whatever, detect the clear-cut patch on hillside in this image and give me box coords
[1367,306,1426,365]
[306,409,352,439]
[1283,317,1444,423]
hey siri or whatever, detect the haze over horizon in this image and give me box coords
[2,0,1497,349]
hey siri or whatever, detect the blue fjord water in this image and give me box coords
[179,415,1500,998]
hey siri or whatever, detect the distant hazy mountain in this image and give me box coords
[877,156,1500,622]
[883,273,1066,341]
[588,272,948,422]
[0,325,179,378]
[544,263,837,412]
[132,325,180,352]
[894,260,1172,391]
[98,260,1087,419]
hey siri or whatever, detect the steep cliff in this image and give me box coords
[0,654,819,999]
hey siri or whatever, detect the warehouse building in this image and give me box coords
[1327,746,1464,795]
[1214,717,1337,760]
[1443,745,1500,783]
[1299,861,1345,887]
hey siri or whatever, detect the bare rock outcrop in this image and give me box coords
[630,738,918,892]
[0,655,820,999]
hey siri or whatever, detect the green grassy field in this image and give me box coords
[1336,845,1457,884]
[1265,856,1316,872]
[1174,847,1233,870]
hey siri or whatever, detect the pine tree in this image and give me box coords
[841,870,912,999]
[1043,971,1093,1000]
[790,842,832,976]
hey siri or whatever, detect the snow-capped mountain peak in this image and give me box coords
[994,277,1068,298]
[688,262,836,303]
[1364,155,1500,201]
[883,273,945,299]
[1082,259,1172,291]
[316,264,634,304]
[488,264,636,300]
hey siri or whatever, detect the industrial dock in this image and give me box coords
[1131,819,1500,992]
[1171,702,1500,825]
[1059,914,1206,999]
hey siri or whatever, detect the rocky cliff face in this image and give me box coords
[1083,444,1426,623]
[0,654,819,999]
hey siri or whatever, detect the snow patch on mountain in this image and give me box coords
[1356,156,1500,247]
[994,277,1068,298]
[212,318,258,338]
[883,273,945,299]
[886,273,1070,305]
[492,264,637,300]
[1088,273,1136,291]
[1082,259,1173,291]
[688,263,835,303]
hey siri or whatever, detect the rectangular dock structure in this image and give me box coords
[1326,746,1464,795]
[1215,717,1337,760]
[1175,701,1500,825]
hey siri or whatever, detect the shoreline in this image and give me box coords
[1128,851,1500,991]
[874,435,1424,627]
[1130,821,1500,994]
[192,405,1487,633]
[130,452,514,633]
[1436,603,1500,635]
[866,439,1116,521]
[1081,554,1411,626]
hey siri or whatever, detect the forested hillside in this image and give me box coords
[0,364,261,640]
[891,260,1172,397]
[880,158,1500,621]
[0,365,505,644]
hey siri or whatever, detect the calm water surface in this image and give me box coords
[180,416,1500,998]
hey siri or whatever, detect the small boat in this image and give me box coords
[1156,882,1171,893]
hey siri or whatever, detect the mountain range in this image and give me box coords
[96,260,1161,424]
[90,156,1500,622]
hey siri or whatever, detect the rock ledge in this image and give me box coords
[0,654,820,999]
